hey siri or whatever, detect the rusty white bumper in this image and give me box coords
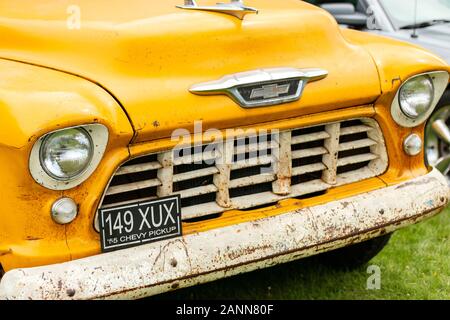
[0,168,448,300]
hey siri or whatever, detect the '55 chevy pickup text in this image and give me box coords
[0,0,449,300]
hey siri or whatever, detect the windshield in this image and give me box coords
[379,0,450,29]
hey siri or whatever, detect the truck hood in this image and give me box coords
[0,0,381,143]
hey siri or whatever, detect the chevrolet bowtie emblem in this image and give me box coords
[177,0,258,20]
[250,84,291,100]
[189,68,328,108]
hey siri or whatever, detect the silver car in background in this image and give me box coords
[310,0,450,181]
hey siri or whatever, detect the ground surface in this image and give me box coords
[154,208,450,300]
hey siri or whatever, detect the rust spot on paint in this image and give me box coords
[0,249,12,257]
[226,244,272,260]
[17,193,40,202]
[26,236,43,241]
[66,289,76,297]
[341,201,351,209]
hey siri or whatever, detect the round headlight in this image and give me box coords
[40,128,94,180]
[399,75,434,119]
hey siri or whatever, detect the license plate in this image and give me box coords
[98,195,182,252]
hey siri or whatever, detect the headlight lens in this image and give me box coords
[40,128,94,180]
[399,75,434,118]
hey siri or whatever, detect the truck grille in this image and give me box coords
[99,118,388,221]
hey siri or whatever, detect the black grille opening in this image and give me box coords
[109,169,158,186]
[292,125,326,136]
[230,165,274,180]
[102,186,157,206]
[233,148,273,163]
[291,170,323,185]
[124,154,158,166]
[292,155,324,167]
[234,134,273,146]
[230,182,273,198]
[338,146,371,159]
[340,131,368,143]
[174,143,219,155]
[291,139,325,151]
[337,161,371,174]
[174,162,215,175]
[341,119,364,128]
[173,144,221,164]
[173,175,214,192]
[181,192,217,208]
[233,135,274,163]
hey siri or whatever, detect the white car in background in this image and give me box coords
[311,0,450,181]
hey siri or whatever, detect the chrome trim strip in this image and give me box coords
[190,68,328,108]
[176,0,258,20]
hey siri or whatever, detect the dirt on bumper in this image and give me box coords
[0,168,448,300]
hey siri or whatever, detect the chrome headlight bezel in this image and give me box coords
[39,127,94,181]
[398,75,435,119]
[30,124,109,190]
[391,71,449,128]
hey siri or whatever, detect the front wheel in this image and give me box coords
[425,89,450,184]
[317,234,392,270]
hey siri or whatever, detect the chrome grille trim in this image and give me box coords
[98,118,388,221]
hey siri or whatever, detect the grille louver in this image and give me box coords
[99,118,388,221]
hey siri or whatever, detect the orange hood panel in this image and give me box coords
[0,0,381,142]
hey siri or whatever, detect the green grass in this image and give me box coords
[155,208,450,300]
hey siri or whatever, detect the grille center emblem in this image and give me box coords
[250,84,291,100]
[189,68,328,108]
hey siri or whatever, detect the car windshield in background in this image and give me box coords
[380,0,450,29]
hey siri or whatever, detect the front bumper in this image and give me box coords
[0,168,448,300]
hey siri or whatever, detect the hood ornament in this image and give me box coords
[190,68,328,108]
[177,0,258,20]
